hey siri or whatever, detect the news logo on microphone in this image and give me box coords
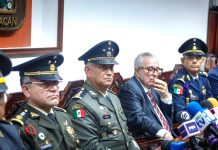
[178,120,200,140]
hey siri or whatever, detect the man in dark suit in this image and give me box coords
[118,52,174,140]
[168,38,213,118]
[0,52,24,150]
[10,53,81,150]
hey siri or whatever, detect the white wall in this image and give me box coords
[7,0,209,93]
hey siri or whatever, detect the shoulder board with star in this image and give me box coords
[199,71,208,77]
[53,106,66,112]
[10,109,30,126]
[72,88,87,100]
[108,89,116,95]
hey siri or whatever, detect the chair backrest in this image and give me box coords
[60,80,84,109]
[109,72,125,94]
[5,92,26,119]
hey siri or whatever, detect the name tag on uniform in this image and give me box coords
[103,112,111,119]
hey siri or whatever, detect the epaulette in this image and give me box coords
[53,106,66,112]
[10,109,29,126]
[177,75,186,84]
[199,71,208,77]
[108,89,116,95]
[72,88,87,100]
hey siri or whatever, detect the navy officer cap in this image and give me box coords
[178,38,208,56]
[0,52,12,93]
[78,40,119,65]
[13,53,64,81]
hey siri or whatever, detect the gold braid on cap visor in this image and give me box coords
[0,77,6,84]
[182,49,204,55]
[24,71,59,76]
[87,57,115,62]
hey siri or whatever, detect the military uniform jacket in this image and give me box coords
[208,66,218,99]
[168,67,213,118]
[66,81,140,150]
[0,120,24,150]
[11,103,81,150]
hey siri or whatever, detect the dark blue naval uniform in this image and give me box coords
[168,67,213,118]
[0,120,24,150]
[208,66,218,100]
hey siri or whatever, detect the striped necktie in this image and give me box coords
[147,91,171,133]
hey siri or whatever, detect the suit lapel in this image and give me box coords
[133,77,161,122]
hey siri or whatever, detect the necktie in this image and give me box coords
[48,113,58,124]
[147,91,171,133]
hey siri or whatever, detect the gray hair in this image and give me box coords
[134,52,155,69]
[20,76,32,86]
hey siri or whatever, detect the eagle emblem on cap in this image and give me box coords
[50,64,55,71]
[107,51,112,57]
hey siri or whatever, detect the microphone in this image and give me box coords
[176,111,200,140]
[176,111,202,150]
[161,140,188,150]
[208,98,218,107]
[187,101,218,138]
[207,98,218,118]
[201,99,218,146]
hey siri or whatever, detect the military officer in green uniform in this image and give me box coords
[0,52,24,150]
[10,53,81,150]
[66,40,140,150]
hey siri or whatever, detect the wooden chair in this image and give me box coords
[60,80,84,109]
[109,72,125,94]
[5,92,25,119]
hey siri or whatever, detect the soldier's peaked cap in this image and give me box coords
[78,40,119,65]
[0,52,12,92]
[13,53,64,81]
[178,38,208,56]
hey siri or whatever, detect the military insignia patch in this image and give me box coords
[99,106,104,110]
[72,104,84,110]
[202,86,206,95]
[24,124,36,137]
[173,84,183,95]
[72,109,86,119]
[30,112,40,119]
[39,140,52,149]
[38,132,45,140]
[66,126,75,135]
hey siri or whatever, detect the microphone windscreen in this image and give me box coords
[187,101,202,117]
[200,100,213,109]
[161,140,171,150]
[176,111,190,124]
[208,98,218,107]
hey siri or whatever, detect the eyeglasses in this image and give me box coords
[26,81,61,89]
[139,66,163,75]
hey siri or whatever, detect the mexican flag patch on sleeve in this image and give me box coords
[73,109,86,119]
[173,84,183,95]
